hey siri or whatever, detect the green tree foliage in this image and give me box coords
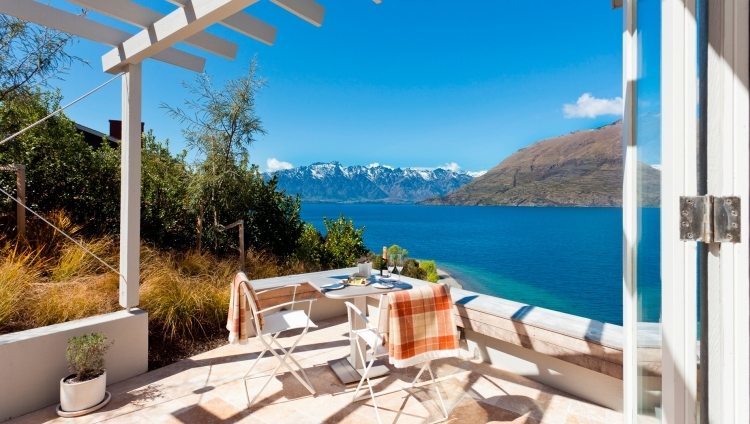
[161,58,303,258]
[387,244,408,257]
[320,215,367,269]
[0,89,120,234]
[162,58,264,247]
[0,15,87,101]
[244,171,303,258]
[140,131,194,248]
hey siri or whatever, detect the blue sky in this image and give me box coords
[48,0,623,174]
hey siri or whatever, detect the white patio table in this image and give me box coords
[314,272,412,384]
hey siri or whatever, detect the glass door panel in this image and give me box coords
[634,0,662,419]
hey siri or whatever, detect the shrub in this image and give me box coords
[426,271,439,283]
[419,260,439,282]
[294,223,323,270]
[244,172,304,259]
[401,258,427,280]
[320,214,367,269]
[66,332,113,382]
[419,260,437,275]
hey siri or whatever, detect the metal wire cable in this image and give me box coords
[0,72,124,147]
[0,185,124,280]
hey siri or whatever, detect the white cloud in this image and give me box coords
[368,162,394,169]
[415,163,486,176]
[563,93,624,118]
[440,162,461,172]
[266,158,293,172]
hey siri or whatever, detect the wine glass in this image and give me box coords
[396,253,405,281]
[387,254,396,278]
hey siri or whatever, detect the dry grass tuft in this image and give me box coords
[0,248,40,326]
[140,249,234,341]
[51,237,116,281]
[22,210,83,256]
[29,274,120,327]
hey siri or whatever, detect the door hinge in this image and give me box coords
[680,196,741,243]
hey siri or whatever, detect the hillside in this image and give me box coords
[420,120,660,207]
[265,162,477,203]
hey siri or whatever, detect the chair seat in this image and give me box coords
[262,309,317,335]
[357,328,389,357]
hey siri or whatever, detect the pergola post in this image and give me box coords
[119,63,142,309]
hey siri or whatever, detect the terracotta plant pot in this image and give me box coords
[59,370,106,412]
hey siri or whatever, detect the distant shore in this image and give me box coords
[437,268,463,289]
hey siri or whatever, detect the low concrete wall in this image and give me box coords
[0,309,148,422]
[462,328,624,412]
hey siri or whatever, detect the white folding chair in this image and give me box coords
[239,279,317,406]
[345,296,449,424]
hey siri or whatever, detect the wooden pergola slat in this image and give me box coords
[0,0,205,72]
[165,0,277,46]
[69,0,239,60]
[101,0,262,73]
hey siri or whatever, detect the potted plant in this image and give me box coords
[58,332,113,416]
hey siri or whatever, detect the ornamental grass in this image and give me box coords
[0,211,312,349]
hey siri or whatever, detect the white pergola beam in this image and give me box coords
[67,0,238,60]
[220,11,277,45]
[0,0,205,72]
[166,0,277,46]
[101,0,259,73]
[270,0,325,27]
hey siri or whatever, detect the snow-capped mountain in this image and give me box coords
[264,162,478,203]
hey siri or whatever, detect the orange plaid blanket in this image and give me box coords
[386,283,459,368]
[227,271,264,345]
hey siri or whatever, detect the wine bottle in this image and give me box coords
[381,246,387,276]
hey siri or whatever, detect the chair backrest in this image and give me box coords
[234,271,265,333]
[386,283,459,367]
[373,294,389,336]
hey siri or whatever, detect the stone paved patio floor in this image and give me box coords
[9,315,626,424]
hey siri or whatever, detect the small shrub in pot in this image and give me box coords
[66,332,113,383]
[60,332,113,414]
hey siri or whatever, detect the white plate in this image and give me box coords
[371,282,394,289]
[321,283,346,290]
[375,276,397,282]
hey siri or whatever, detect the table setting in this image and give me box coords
[318,246,413,384]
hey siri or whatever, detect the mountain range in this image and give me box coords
[265,162,479,203]
[420,120,661,207]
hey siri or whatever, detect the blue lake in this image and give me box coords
[300,203,661,326]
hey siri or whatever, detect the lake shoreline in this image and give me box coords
[437,268,463,290]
